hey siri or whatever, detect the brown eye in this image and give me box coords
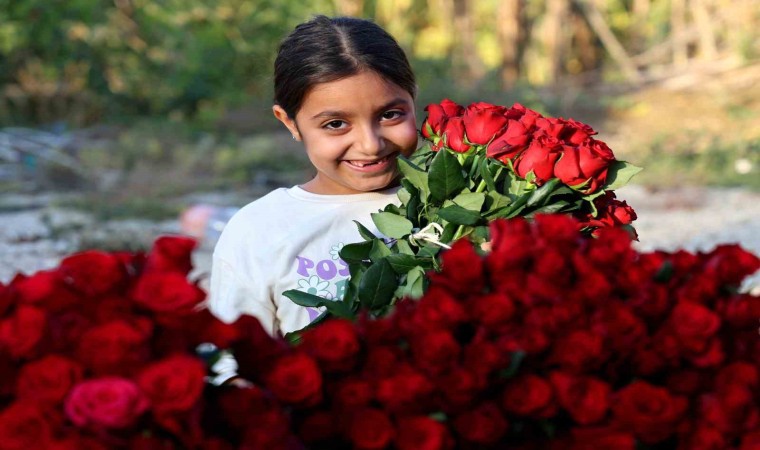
[324,120,346,130]
[381,110,404,120]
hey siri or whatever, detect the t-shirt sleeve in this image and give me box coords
[207,255,278,336]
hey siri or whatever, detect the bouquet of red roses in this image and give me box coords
[285,100,641,323]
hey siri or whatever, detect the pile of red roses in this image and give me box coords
[0,236,242,449]
[2,216,759,449]
[227,215,760,449]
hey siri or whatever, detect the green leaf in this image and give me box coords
[398,156,430,201]
[486,191,512,211]
[429,149,467,203]
[397,187,411,205]
[282,289,325,307]
[603,160,643,191]
[386,253,421,274]
[353,220,377,241]
[396,266,427,299]
[453,191,486,212]
[371,212,414,239]
[526,178,562,207]
[394,239,415,255]
[437,204,482,226]
[369,239,392,262]
[322,299,354,319]
[339,241,373,263]
[358,259,398,311]
[480,158,498,192]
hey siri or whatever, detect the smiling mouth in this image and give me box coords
[345,153,395,168]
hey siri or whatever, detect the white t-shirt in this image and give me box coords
[208,185,398,337]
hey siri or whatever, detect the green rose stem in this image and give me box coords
[450,177,488,242]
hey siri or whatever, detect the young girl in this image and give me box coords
[208,15,418,336]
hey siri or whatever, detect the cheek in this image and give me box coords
[395,122,420,156]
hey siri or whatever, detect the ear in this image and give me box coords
[273,105,301,141]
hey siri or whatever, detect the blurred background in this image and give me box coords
[1,0,759,284]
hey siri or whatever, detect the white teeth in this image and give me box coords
[348,154,390,167]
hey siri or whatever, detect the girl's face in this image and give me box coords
[273,71,418,195]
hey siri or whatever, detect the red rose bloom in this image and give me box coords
[0,402,54,449]
[430,239,484,295]
[514,135,562,184]
[348,408,395,450]
[549,330,605,373]
[423,99,463,138]
[462,104,508,145]
[17,354,84,405]
[568,426,636,450]
[554,140,614,194]
[669,301,721,353]
[58,250,126,297]
[376,368,434,414]
[301,318,360,372]
[550,372,611,425]
[453,402,508,445]
[333,377,374,410]
[501,374,557,418]
[411,329,461,375]
[77,319,151,375]
[0,305,47,359]
[144,235,197,275]
[396,416,453,450]
[612,381,688,444]
[137,354,207,414]
[486,119,530,162]
[469,292,515,329]
[442,117,471,153]
[64,377,149,430]
[132,272,206,317]
[265,352,322,406]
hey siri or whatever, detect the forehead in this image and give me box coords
[297,71,413,118]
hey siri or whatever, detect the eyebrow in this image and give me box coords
[310,97,410,120]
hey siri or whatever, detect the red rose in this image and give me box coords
[441,117,471,153]
[333,378,374,410]
[423,99,463,138]
[430,239,484,295]
[0,305,46,359]
[723,294,760,329]
[453,402,508,445]
[77,319,151,375]
[562,118,597,145]
[740,431,760,450]
[669,301,721,353]
[298,411,337,444]
[401,287,465,333]
[677,424,727,450]
[590,303,645,355]
[568,426,636,450]
[703,244,760,286]
[396,416,453,450]
[58,250,126,297]
[469,292,515,329]
[348,408,395,450]
[362,345,401,379]
[411,329,461,375]
[9,270,59,306]
[376,367,434,414]
[514,135,562,184]
[241,409,295,450]
[265,352,322,406]
[137,354,207,414]
[549,330,605,373]
[501,374,557,418]
[701,385,759,436]
[17,354,84,405]
[462,104,508,145]
[64,377,149,429]
[612,381,688,444]
[716,362,759,393]
[465,334,511,380]
[486,119,530,162]
[132,272,205,317]
[0,402,54,449]
[435,367,482,410]
[301,318,360,372]
[554,140,614,194]
[550,372,611,425]
[144,235,197,275]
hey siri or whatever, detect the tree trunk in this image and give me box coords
[545,0,570,83]
[497,0,523,89]
[692,0,718,60]
[671,0,689,67]
[631,0,650,53]
[452,0,484,87]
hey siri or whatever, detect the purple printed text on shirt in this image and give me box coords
[296,256,350,280]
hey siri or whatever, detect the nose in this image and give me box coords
[356,124,385,156]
